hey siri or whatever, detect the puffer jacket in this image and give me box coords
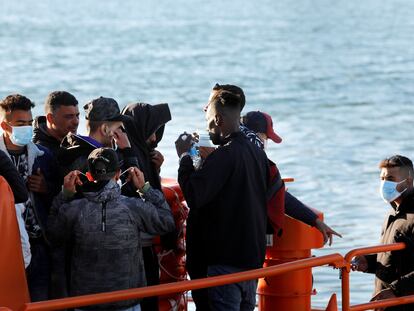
[365,190,414,311]
[47,180,175,311]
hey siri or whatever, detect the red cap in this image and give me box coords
[262,112,282,143]
[241,111,282,144]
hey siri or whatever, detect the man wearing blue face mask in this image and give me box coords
[0,94,59,301]
[352,155,414,311]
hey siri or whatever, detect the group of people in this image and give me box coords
[0,84,412,311]
[0,92,174,311]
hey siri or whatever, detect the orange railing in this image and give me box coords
[1,244,413,310]
[22,254,345,311]
[341,242,411,311]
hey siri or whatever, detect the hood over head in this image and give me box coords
[121,103,171,190]
[121,103,171,149]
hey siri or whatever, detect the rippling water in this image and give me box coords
[1,0,414,307]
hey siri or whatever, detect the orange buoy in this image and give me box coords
[258,209,324,311]
[0,176,30,310]
[158,178,189,311]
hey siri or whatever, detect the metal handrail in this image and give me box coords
[351,295,414,311]
[341,242,407,311]
[22,254,344,311]
[0,243,410,310]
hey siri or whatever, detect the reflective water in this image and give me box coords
[1,0,414,307]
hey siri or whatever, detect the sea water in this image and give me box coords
[1,0,414,307]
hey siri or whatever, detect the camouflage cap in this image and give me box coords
[84,96,129,122]
[87,147,120,181]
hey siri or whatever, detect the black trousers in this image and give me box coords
[141,246,159,311]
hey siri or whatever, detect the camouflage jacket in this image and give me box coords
[48,180,175,310]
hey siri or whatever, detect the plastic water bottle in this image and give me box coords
[189,143,202,170]
[198,133,215,148]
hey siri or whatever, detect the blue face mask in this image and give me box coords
[380,179,407,203]
[10,125,33,146]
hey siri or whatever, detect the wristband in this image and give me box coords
[137,182,151,194]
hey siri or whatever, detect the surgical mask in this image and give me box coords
[116,168,132,188]
[10,125,33,146]
[380,179,407,203]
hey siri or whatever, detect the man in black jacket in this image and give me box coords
[121,102,172,311]
[353,155,414,311]
[33,91,79,156]
[122,103,171,192]
[176,90,269,311]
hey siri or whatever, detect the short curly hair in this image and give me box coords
[0,94,35,121]
[212,83,245,111]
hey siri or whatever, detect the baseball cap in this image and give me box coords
[87,148,120,181]
[84,96,129,122]
[241,111,282,143]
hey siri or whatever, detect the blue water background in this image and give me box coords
[1,0,414,307]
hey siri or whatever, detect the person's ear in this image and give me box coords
[214,114,223,126]
[0,120,10,133]
[407,174,414,186]
[100,123,109,136]
[46,113,54,125]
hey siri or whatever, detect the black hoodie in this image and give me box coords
[33,116,61,156]
[121,103,171,191]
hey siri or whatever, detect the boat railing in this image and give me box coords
[18,254,343,310]
[1,243,414,310]
[341,242,414,311]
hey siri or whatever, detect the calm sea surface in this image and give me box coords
[1,0,414,307]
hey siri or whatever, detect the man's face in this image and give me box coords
[48,105,79,137]
[203,90,216,112]
[205,104,222,145]
[380,166,408,193]
[102,121,123,147]
[146,133,157,149]
[1,109,33,136]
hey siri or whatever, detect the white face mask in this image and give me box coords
[10,125,33,146]
[380,179,407,203]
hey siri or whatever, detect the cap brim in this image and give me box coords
[268,131,282,143]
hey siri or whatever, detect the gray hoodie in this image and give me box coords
[48,180,175,310]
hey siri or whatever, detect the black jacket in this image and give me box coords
[179,131,270,270]
[122,103,171,190]
[0,149,28,203]
[365,190,414,311]
[33,116,61,157]
[58,133,139,177]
